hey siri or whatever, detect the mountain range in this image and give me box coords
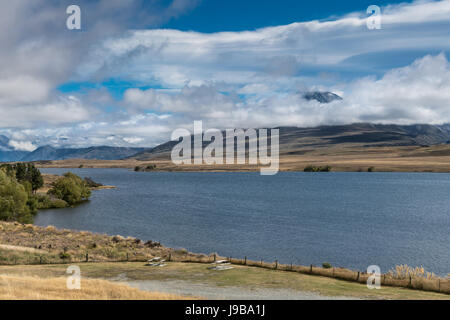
[129,123,450,161]
[0,136,148,162]
[2,123,450,163]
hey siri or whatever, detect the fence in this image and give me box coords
[1,251,448,295]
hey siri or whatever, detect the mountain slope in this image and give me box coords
[130,123,450,161]
[0,135,30,162]
[21,146,149,161]
[303,91,343,103]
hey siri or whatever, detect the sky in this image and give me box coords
[1,0,450,151]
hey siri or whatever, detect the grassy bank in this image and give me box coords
[0,221,207,264]
[0,222,448,299]
[0,262,448,300]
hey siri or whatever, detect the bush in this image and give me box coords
[134,166,141,172]
[304,165,332,172]
[146,164,156,170]
[48,172,91,206]
[84,177,102,188]
[322,262,333,269]
[34,195,69,209]
[59,252,71,260]
[368,167,375,172]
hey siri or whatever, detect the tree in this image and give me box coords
[29,164,44,193]
[48,172,91,206]
[15,163,27,182]
[0,170,33,223]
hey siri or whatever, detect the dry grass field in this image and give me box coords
[34,144,450,172]
[0,262,448,300]
[0,274,189,300]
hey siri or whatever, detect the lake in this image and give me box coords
[36,169,450,275]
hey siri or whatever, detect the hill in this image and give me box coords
[20,145,149,161]
[129,123,450,161]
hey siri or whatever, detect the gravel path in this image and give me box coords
[125,279,359,300]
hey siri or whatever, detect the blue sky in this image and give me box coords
[163,0,412,32]
[1,0,450,151]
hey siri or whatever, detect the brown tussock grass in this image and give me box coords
[0,274,191,300]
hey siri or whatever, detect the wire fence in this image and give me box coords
[1,252,448,295]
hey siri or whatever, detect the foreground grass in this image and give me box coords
[1,262,448,300]
[0,274,189,300]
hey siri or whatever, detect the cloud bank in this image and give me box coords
[1,0,450,149]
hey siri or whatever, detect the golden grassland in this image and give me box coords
[0,274,189,300]
[33,144,450,172]
[0,262,448,300]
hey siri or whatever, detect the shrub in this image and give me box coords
[146,164,156,170]
[134,166,141,172]
[368,167,375,172]
[304,165,332,172]
[84,177,102,188]
[48,172,91,206]
[322,262,333,269]
[59,252,71,260]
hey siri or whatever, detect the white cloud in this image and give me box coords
[122,54,450,130]
[8,140,37,152]
[2,1,450,148]
[80,0,450,88]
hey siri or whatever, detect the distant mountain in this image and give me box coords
[20,146,149,162]
[0,134,149,162]
[129,123,450,161]
[0,150,30,162]
[0,135,10,149]
[303,91,343,103]
[0,135,30,162]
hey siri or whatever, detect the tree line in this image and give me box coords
[0,163,91,223]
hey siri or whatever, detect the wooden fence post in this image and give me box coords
[85,253,89,262]
[356,271,360,281]
[168,253,171,262]
[244,256,247,265]
[214,253,216,262]
[310,264,313,273]
[275,260,278,270]
[40,256,42,264]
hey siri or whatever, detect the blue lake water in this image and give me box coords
[36,169,450,275]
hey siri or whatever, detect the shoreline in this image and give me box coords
[0,221,448,296]
[30,144,450,173]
